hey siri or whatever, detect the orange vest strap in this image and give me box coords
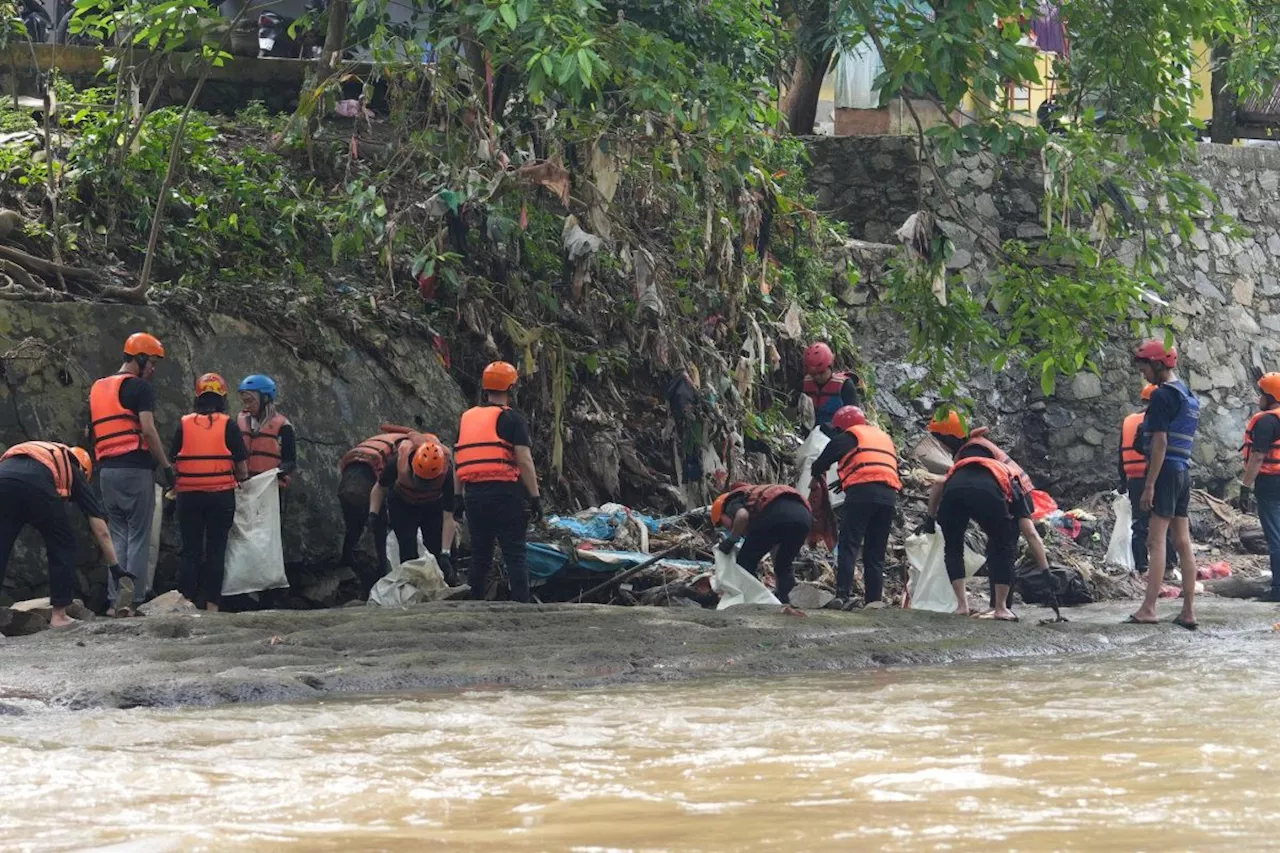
[1,441,75,497]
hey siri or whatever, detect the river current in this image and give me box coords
[3,641,1278,851]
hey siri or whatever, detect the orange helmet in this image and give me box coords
[195,372,228,397]
[710,492,729,526]
[482,361,519,392]
[928,409,968,440]
[411,439,448,481]
[123,332,165,359]
[70,446,92,480]
[1259,373,1280,401]
[1140,383,1157,402]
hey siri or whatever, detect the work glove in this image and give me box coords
[530,495,544,523]
[436,552,455,582]
[107,563,132,582]
[160,466,177,490]
[452,495,466,523]
[921,516,937,535]
[828,478,843,494]
[717,534,739,555]
[1238,486,1255,515]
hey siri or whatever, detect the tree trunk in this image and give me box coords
[315,0,350,93]
[1210,40,1237,145]
[784,46,834,135]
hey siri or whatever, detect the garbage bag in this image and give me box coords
[794,426,844,510]
[712,549,780,609]
[1104,491,1135,571]
[144,484,163,596]
[1015,563,1093,607]
[385,528,426,571]
[904,532,985,613]
[222,470,289,597]
[368,552,465,607]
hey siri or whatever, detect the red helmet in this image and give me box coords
[803,343,834,375]
[1133,338,1177,369]
[832,405,867,431]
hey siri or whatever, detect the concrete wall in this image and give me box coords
[807,136,1280,498]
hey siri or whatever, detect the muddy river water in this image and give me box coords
[4,639,1279,852]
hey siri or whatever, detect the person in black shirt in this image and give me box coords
[369,435,458,584]
[0,441,120,626]
[1241,372,1280,601]
[454,361,541,602]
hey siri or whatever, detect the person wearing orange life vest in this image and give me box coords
[809,406,900,608]
[801,342,862,429]
[924,409,1047,620]
[1118,383,1175,575]
[711,483,813,604]
[1240,372,1280,602]
[170,373,250,612]
[337,425,416,576]
[88,332,176,613]
[237,374,296,487]
[454,361,541,603]
[0,442,119,626]
[367,433,459,585]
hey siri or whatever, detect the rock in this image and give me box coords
[1190,228,1210,251]
[1239,522,1269,555]
[1227,305,1261,335]
[1232,276,1256,306]
[1206,575,1270,599]
[788,582,835,610]
[298,576,341,607]
[138,590,197,616]
[1070,372,1103,400]
[0,608,48,636]
[1209,365,1237,388]
[1081,427,1105,447]
[946,249,973,270]
[910,435,955,475]
[1193,271,1225,303]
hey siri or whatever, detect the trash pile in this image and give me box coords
[507,434,1272,611]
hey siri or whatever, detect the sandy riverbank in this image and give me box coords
[1,600,1276,711]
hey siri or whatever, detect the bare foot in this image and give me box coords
[780,605,807,618]
[974,609,1019,622]
[205,602,219,613]
[50,614,79,629]
[954,607,971,616]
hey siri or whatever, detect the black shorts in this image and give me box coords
[1151,466,1191,519]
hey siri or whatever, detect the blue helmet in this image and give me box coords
[238,374,277,401]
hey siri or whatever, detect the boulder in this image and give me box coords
[0,303,467,608]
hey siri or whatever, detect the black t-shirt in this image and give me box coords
[1144,384,1181,434]
[1252,413,1280,497]
[97,376,157,470]
[724,491,809,533]
[811,431,897,506]
[464,405,532,499]
[0,455,106,518]
[168,416,251,466]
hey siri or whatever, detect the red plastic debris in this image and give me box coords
[1196,561,1232,580]
[1030,490,1059,520]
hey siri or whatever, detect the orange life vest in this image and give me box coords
[1121,412,1147,479]
[725,483,810,517]
[837,424,902,491]
[0,441,77,498]
[174,413,237,493]
[89,373,148,459]
[946,456,1014,503]
[237,411,289,478]
[455,406,520,484]
[340,432,411,478]
[961,434,1034,495]
[394,434,451,504]
[1243,408,1280,477]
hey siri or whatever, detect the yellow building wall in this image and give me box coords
[1190,40,1213,123]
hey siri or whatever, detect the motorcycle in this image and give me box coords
[257,10,297,57]
[20,0,51,43]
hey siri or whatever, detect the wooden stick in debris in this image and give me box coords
[572,547,680,604]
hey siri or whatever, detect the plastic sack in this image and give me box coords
[794,426,845,511]
[1030,490,1058,520]
[385,528,427,571]
[222,470,289,596]
[368,552,465,607]
[144,483,163,596]
[904,532,985,613]
[712,548,780,609]
[1104,491,1135,571]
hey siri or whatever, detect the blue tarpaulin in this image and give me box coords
[546,506,668,540]
[526,543,710,580]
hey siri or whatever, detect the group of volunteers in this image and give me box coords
[0,332,295,622]
[710,337,1223,629]
[5,326,1278,627]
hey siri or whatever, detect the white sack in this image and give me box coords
[144,484,163,596]
[712,548,781,609]
[904,532,985,613]
[368,553,469,607]
[384,527,427,571]
[222,470,289,596]
[794,425,845,510]
[1105,491,1135,571]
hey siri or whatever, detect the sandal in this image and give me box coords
[1171,616,1199,631]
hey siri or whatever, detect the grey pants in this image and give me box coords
[100,467,156,604]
